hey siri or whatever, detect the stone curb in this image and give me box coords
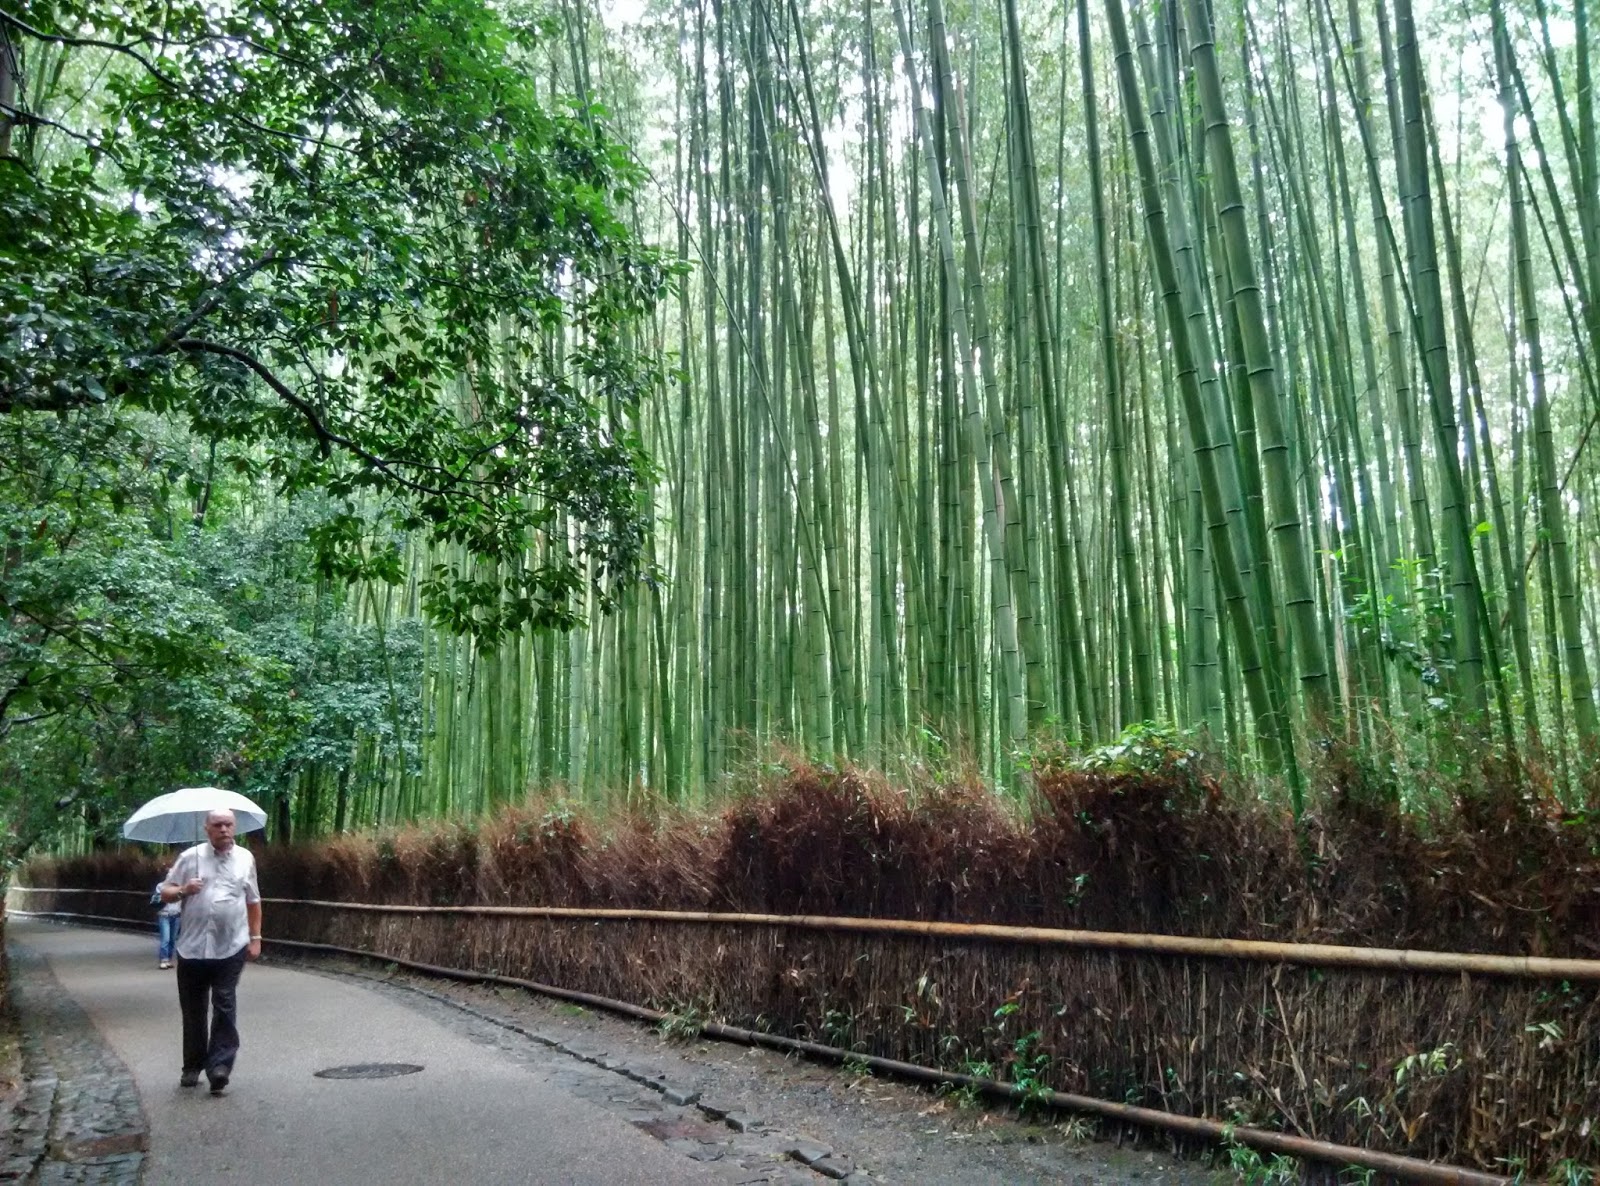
[0,1067,56,1182]
[3,945,148,1185]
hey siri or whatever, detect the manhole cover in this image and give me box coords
[314,1063,424,1080]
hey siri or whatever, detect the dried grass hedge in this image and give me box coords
[16,765,1600,1174]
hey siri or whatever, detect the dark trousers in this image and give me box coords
[176,948,246,1079]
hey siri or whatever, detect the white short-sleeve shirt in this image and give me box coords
[164,842,261,961]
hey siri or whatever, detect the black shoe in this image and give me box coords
[208,1072,230,1094]
[180,1070,200,1087]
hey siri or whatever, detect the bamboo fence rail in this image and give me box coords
[12,887,1600,980]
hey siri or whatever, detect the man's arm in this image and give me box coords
[159,853,193,903]
[246,899,262,960]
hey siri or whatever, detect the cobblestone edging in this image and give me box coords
[2,945,147,1185]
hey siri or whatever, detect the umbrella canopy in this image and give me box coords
[122,787,268,844]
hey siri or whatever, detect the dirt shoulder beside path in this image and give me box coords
[277,948,1230,1186]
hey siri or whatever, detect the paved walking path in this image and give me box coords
[7,919,731,1185]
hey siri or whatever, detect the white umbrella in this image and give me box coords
[122,787,268,844]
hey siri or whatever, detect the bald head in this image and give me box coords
[205,809,237,852]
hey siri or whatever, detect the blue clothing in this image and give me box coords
[158,913,182,963]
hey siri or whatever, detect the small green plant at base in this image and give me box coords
[1550,1159,1593,1186]
[941,1056,997,1111]
[1074,721,1202,777]
[556,1003,589,1018]
[1064,872,1090,909]
[1262,1154,1299,1184]
[656,1004,706,1043]
[538,801,577,837]
[1525,1020,1564,1052]
[822,1007,855,1047]
[1394,1042,1458,1089]
[1055,1115,1096,1145]
[1223,1135,1299,1186]
[1223,1138,1259,1180]
[935,1079,985,1110]
[949,1083,984,1110]
[959,1057,996,1081]
[1343,1095,1374,1121]
[841,1054,873,1080]
[1493,1153,1528,1183]
[1008,1031,1054,1115]
[1339,1166,1376,1186]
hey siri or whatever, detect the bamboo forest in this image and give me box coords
[9,0,1600,1177]
[3,0,1600,842]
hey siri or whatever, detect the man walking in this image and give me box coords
[160,808,263,1094]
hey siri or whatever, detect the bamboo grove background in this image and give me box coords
[306,0,1600,830]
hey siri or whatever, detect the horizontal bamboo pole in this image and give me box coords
[13,887,1600,980]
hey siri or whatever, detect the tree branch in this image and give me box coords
[152,248,282,354]
[175,338,336,454]
[173,338,468,498]
[0,101,111,156]
[0,8,179,88]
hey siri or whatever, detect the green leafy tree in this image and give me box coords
[1,0,676,640]
[0,411,234,744]
[0,435,427,856]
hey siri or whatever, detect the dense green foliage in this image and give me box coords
[0,0,677,850]
[2,0,674,638]
[0,407,425,857]
[6,0,1600,846]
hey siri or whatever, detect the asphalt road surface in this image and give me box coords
[9,919,732,1185]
